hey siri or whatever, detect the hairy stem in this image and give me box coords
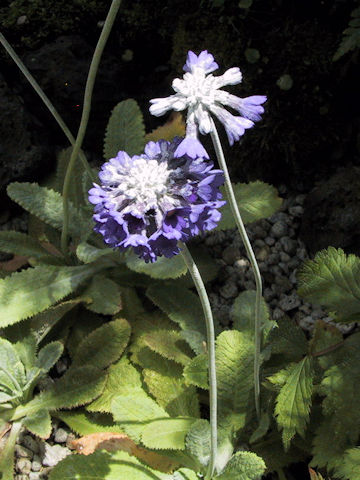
[180,242,217,479]
[0,32,94,182]
[60,0,122,254]
[210,119,262,420]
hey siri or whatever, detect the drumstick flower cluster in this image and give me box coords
[150,50,266,158]
[89,138,225,262]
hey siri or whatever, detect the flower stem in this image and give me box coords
[60,0,122,254]
[209,119,262,421]
[179,242,217,479]
[0,32,95,182]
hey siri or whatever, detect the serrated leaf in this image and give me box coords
[143,330,192,366]
[145,113,185,142]
[216,181,282,230]
[67,310,105,360]
[14,366,106,419]
[333,7,360,61]
[55,147,85,208]
[249,412,270,444]
[216,330,254,416]
[0,264,100,328]
[173,469,198,480]
[76,242,115,264]
[83,275,122,315]
[56,410,120,436]
[310,319,344,370]
[185,419,210,468]
[36,341,64,373]
[49,450,171,480]
[0,421,22,480]
[231,290,274,339]
[111,394,169,443]
[335,447,360,480]
[87,357,141,413]
[141,417,197,450]
[0,231,50,258]
[146,285,206,355]
[274,356,314,450]
[179,246,220,288]
[104,99,145,159]
[266,316,307,360]
[126,253,187,279]
[183,354,208,389]
[7,182,91,240]
[72,318,130,370]
[0,338,26,392]
[23,409,52,438]
[297,247,360,323]
[216,451,266,480]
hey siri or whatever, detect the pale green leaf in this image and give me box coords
[297,247,360,323]
[267,316,307,360]
[104,99,145,159]
[183,354,208,389]
[274,356,314,450]
[249,412,270,444]
[66,310,105,360]
[55,410,120,436]
[146,285,206,355]
[0,264,100,328]
[173,469,198,480]
[231,290,274,339]
[0,338,26,392]
[87,357,142,413]
[23,409,52,438]
[216,451,266,480]
[7,182,91,239]
[185,419,210,468]
[36,341,64,373]
[72,318,130,370]
[111,393,169,443]
[83,275,122,315]
[143,330,192,366]
[76,242,114,264]
[335,447,360,480]
[216,181,282,230]
[0,421,22,480]
[126,253,187,279]
[49,450,170,480]
[0,231,50,258]
[141,417,197,450]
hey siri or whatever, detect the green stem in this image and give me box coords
[0,32,94,182]
[60,0,122,254]
[209,119,262,420]
[179,242,217,479]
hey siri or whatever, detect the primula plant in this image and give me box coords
[1,1,360,480]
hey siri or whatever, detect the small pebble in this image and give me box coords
[244,280,256,290]
[66,433,77,450]
[31,455,42,472]
[29,473,40,480]
[234,258,250,270]
[289,205,304,217]
[15,476,29,480]
[257,246,270,262]
[222,245,240,265]
[41,443,71,467]
[280,237,298,255]
[265,236,275,246]
[273,307,285,320]
[54,428,68,444]
[279,293,301,312]
[219,281,238,299]
[22,436,39,454]
[16,458,31,474]
[15,445,33,459]
[270,221,288,238]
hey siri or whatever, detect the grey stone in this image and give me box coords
[66,433,77,450]
[295,194,306,205]
[22,436,40,454]
[265,236,275,246]
[31,455,42,472]
[269,265,282,276]
[263,288,275,302]
[279,293,301,311]
[296,247,307,261]
[270,221,288,238]
[15,476,29,480]
[279,252,291,263]
[54,428,68,443]
[234,258,250,270]
[269,212,291,224]
[289,205,304,217]
[273,308,285,320]
[256,246,270,262]
[15,445,33,459]
[41,443,71,467]
[29,473,40,480]
[288,257,300,269]
[274,275,292,292]
[219,281,238,299]
[244,280,256,290]
[267,253,280,265]
[16,458,31,474]
[222,245,240,265]
[55,359,67,375]
[279,262,289,275]
[254,238,265,247]
[252,226,267,238]
[280,237,298,255]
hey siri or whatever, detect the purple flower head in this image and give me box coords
[89,138,225,263]
[150,50,266,154]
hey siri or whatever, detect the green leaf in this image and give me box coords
[76,242,114,264]
[7,182,91,239]
[0,338,26,392]
[143,330,192,366]
[231,290,274,339]
[0,421,22,480]
[141,417,197,450]
[173,469,198,480]
[36,341,64,373]
[185,419,210,468]
[216,330,254,415]
[15,366,106,418]
[87,358,142,413]
[249,412,271,444]
[55,410,120,436]
[72,318,130,370]
[335,447,360,480]
[0,264,100,328]
[333,7,360,61]
[146,285,206,355]
[183,354,208,389]
[216,451,266,480]
[266,316,307,360]
[111,393,169,443]
[126,253,187,279]
[216,181,282,230]
[83,275,122,315]
[49,450,170,480]
[297,247,360,323]
[104,99,145,159]
[274,356,314,450]
[0,231,50,258]
[23,409,52,438]
[55,147,85,208]
[179,246,220,288]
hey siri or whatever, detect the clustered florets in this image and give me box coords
[150,50,266,158]
[89,138,225,262]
